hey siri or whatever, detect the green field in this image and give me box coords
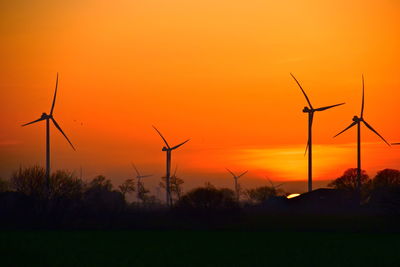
[0,230,399,266]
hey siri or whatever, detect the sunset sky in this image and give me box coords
[1,0,399,193]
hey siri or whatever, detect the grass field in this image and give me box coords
[0,230,399,266]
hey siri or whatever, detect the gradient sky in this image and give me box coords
[1,0,399,194]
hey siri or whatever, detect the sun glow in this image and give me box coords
[287,193,300,199]
[236,145,353,181]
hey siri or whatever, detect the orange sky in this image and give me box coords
[0,0,399,193]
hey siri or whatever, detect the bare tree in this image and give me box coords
[10,165,47,198]
[137,180,150,203]
[328,168,370,191]
[118,179,135,200]
[160,166,184,204]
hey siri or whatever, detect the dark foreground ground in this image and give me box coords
[1,230,399,267]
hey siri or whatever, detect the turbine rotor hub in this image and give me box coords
[352,116,361,122]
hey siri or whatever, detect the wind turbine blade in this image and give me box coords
[304,112,313,156]
[361,75,365,118]
[304,140,309,157]
[171,139,190,150]
[333,121,357,138]
[362,120,390,146]
[173,165,178,176]
[131,163,140,176]
[267,178,274,187]
[226,168,236,177]
[290,73,313,109]
[238,170,248,178]
[275,183,284,188]
[392,143,400,145]
[51,118,76,150]
[140,175,153,178]
[152,126,170,148]
[314,103,345,112]
[21,117,45,127]
[50,73,59,115]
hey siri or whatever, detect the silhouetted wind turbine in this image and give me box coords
[153,126,189,207]
[291,73,345,192]
[334,75,390,193]
[226,169,248,201]
[392,143,400,146]
[22,73,75,193]
[267,177,284,190]
[266,177,284,196]
[131,163,152,202]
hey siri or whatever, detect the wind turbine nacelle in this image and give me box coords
[302,107,311,113]
[162,147,168,151]
[352,116,360,122]
[41,113,49,119]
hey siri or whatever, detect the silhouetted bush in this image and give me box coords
[83,175,125,220]
[328,168,370,192]
[49,170,83,200]
[10,165,47,199]
[118,178,135,200]
[245,186,284,204]
[372,169,400,189]
[369,169,400,214]
[175,184,238,211]
[0,177,8,192]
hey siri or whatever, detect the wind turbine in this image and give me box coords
[226,169,248,201]
[334,75,390,193]
[131,163,152,202]
[291,73,345,192]
[22,73,75,193]
[153,126,189,207]
[266,177,285,196]
[267,177,284,190]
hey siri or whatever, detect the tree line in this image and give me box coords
[0,166,400,229]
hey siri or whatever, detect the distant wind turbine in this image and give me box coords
[22,73,75,193]
[226,169,248,201]
[266,177,284,196]
[267,177,284,190]
[334,75,390,193]
[291,73,345,192]
[131,163,152,202]
[153,126,189,207]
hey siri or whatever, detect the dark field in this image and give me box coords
[1,230,399,266]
